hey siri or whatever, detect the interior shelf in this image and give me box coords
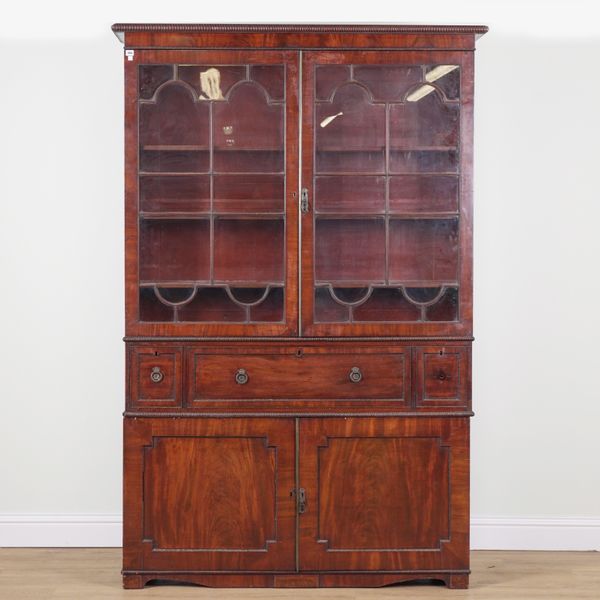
[315,172,460,176]
[139,171,210,177]
[391,146,458,151]
[315,281,458,288]
[314,213,384,219]
[141,145,209,151]
[213,171,285,176]
[314,281,385,288]
[316,146,458,152]
[140,211,210,220]
[213,147,284,152]
[140,148,284,153]
[389,213,459,219]
[213,213,284,220]
[388,281,459,288]
[140,171,285,176]
[140,281,285,288]
[314,212,459,220]
[140,211,284,220]
[140,280,211,288]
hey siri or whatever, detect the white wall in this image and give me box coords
[1,0,599,549]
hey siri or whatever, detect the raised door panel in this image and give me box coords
[123,418,295,572]
[125,50,299,337]
[298,417,469,571]
[301,50,473,337]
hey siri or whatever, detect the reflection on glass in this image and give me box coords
[406,65,459,102]
[199,68,224,100]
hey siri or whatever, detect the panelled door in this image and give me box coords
[298,417,469,571]
[125,50,299,337]
[301,51,473,337]
[123,418,296,571]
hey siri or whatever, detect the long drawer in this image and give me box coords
[189,348,409,401]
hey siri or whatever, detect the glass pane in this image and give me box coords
[315,219,385,284]
[137,64,286,323]
[313,63,461,324]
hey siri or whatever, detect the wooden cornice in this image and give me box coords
[112,23,488,48]
[112,23,488,35]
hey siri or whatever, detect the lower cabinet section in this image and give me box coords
[123,416,469,587]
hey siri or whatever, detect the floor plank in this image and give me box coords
[0,549,598,599]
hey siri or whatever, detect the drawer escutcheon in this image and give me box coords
[150,367,164,383]
[235,368,249,385]
[349,367,363,383]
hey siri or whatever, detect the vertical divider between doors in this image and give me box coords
[295,416,300,572]
[300,51,316,335]
[208,100,214,286]
[298,51,303,336]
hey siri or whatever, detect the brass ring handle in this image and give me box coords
[150,366,164,383]
[235,368,249,385]
[349,367,363,383]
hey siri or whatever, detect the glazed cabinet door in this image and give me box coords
[301,51,473,336]
[125,50,299,336]
[123,418,296,572]
[298,417,469,571]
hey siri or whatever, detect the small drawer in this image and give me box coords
[129,346,183,408]
[414,346,470,408]
[188,348,409,402]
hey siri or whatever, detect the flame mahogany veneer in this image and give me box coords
[114,23,486,590]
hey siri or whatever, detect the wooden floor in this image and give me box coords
[0,550,598,598]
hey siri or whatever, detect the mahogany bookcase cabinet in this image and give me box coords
[113,23,487,590]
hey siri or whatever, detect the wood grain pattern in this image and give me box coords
[317,437,449,550]
[190,347,409,401]
[143,437,276,550]
[117,30,480,51]
[123,418,295,572]
[299,417,469,573]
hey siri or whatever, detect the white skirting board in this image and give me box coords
[471,517,600,551]
[0,514,121,548]
[0,514,599,550]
